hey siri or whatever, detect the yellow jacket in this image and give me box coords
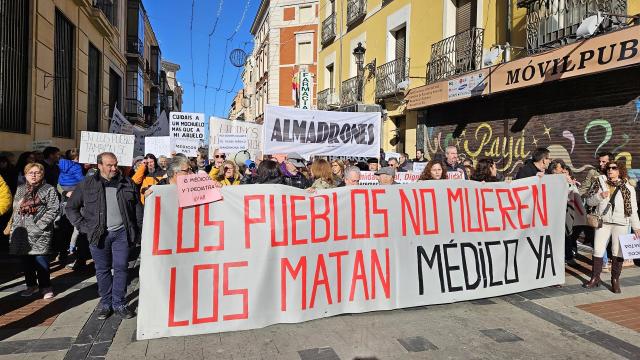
[132,163,146,185]
[0,175,12,216]
[218,177,240,186]
[208,166,220,180]
[140,175,165,204]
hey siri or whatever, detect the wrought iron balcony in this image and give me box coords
[93,0,117,27]
[375,57,410,99]
[347,0,366,26]
[317,88,331,110]
[426,27,484,84]
[322,13,336,45]
[341,76,360,106]
[518,0,627,53]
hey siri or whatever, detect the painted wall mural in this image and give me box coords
[422,97,640,182]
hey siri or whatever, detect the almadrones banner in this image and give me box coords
[137,176,567,340]
[263,105,381,159]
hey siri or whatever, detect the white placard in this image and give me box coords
[263,105,380,159]
[109,107,134,135]
[79,131,135,165]
[209,117,263,161]
[170,112,205,146]
[413,162,427,174]
[32,140,53,152]
[385,152,401,161]
[137,175,568,340]
[171,138,200,157]
[218,133,249,153]
[619,234,640,259]
[145,136,172,158]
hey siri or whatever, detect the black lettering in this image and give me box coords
[316,122,330,143]
[506,68,520,85]
[461,243,481,290]
[367,124,375,145]
[522,64,535,81]
[443,243,463,292]
[503,239,519,284]
[597,44,616,65]
[328,123,341,144]
[417,245,444,295]
[478,242,487,288]
[484,241,503,287]
[292,120,307,143]
[339,124,352,143]
[577,49,595,69]
[527,236,543,279]
[306,122,317,143]
[282,119,291,142]
[618,39,638,61]
[270,118,283,142]
[561,55,575,73]
[541,235,556,278]
[536,60,553,78]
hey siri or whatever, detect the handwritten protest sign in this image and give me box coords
[137,175,567,339]
[176,173,223,208]
[145,137,172,158]
[79,131,135,165]
[170,112,205,146]
[32,140,53,152]
[413,162,427,174]
[209,117,263,160]
[218,133,248,153]
[172,138,200,157]
[109,107,134,135]
[619,234,640,259]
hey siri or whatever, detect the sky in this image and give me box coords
[145,0,259,118]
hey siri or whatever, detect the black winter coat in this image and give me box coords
[514,161,540,180]
[282,173,312,189]
[66,172,143,246]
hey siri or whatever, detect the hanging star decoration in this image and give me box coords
[543,125,552,139]
[455,138,461,147]
[532,135,538,146]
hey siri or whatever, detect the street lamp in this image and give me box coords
[353,42,366,102]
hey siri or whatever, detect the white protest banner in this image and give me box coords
[32,140,53,152]
[145,137,172,158]
[263,105,380,159]
[109,107,134,135]
[209,117,263,160]
[170,112,205,146]
[172,138,200,157]
[413,162,427,174]
[79,131,135,165]
[358,171,420,185]
[619,234,640,260]
[137,175,567,339]
[218,133,249,154]
[156,111,170,136]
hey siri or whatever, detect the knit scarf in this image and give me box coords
[19,181,43,216]
[606,178,632,217]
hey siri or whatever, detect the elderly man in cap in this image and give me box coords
[375,166,396,185]
[281,152,311,189]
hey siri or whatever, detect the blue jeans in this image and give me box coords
[21,255,51,288]
[90,228,129,309]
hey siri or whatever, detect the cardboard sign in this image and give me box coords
[412,162,427,174]
[172,138,200,157]
[145,137,172,158]
[619,234,640,260]
[109,107,134,135]
[79,131,135,165]
[176,173,223,208]
[137,176,568,339]
[218,133,249,153]
[170,112,205,146]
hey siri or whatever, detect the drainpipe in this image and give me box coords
[505,0,513,62]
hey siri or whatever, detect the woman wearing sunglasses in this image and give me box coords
[584,160,640,293]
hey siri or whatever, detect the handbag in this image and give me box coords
[586,186,619,229]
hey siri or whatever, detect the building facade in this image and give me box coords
[248,0,319,123]
[0,0,127,152]
[162,60,183,113]
[405,0,640,181]
[228,89,246,120]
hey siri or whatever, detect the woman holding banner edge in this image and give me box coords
[584,160,640,293]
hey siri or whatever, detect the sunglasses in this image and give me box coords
[215,155,226,159]
[608,166,618,170]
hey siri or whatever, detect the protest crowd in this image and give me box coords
[0,142,638,321]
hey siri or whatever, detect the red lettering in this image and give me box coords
[329,251,348,302]
[513,186,531,229]
[244,195,265,249]
[310,195,330,243]
[532,184,549,227]
[192,264,219,324]
[270,195,289,246]
[496,189,517,230]
[349,250,369,301]
[370,249,390,299]
[309,255,332,308]
[400,189,420,236]
[281,257,307,311]
[371,189,388,238]
[332,193,348,241]
[152,196,171,255]
[447,188,466,233]
[420,189,439,235]
[350,190,371,239]
[177,206,199,253]
[464,188,483,232]
[203,203,224,251]
[168,267,188,327]
[481,188,500,232]
[222,262,249,320]
[290,195,307,245]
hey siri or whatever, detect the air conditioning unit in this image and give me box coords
[328,92,340,105]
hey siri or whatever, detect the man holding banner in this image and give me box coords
[66,152,143,320]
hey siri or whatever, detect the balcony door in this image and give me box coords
[394,26,406,83]
[455,0,477,73]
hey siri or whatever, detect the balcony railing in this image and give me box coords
[317,88,331,110]
[322,13,336,45]
[341,76,360,106]
[518,0,627,53]
[347,0,366,26]
[426,27,484,84]
[93,0,117,27]
[375,57,410,99]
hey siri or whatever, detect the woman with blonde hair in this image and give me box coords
[309,159,336,190]
[331,159,345,181]
[215,160,241,186]
[10,163,60,299]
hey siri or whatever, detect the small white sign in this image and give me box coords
[218,133,248,154]
[171,138,200,157]
[145,136,172,158]
[412,162,427,174]
[619,234,640,259]
[79,131,135,165]
[32,140,53,152]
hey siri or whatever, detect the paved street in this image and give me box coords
[1,248,639,360]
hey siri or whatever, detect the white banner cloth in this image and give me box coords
[138,176,567,340]
[263,105,380,159]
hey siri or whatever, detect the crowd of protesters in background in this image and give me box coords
[0,144,638,318]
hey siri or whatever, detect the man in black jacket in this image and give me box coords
[281,152,311,189]
[515,147,551,180]
[66,152,143,320]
